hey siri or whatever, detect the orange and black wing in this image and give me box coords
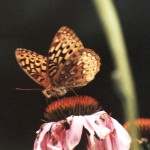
[15,48,50,88]
[47,26,101,88]
[47,26,84,83]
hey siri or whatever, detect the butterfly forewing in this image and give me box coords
[15,48,50,88]
[47,26,84,83]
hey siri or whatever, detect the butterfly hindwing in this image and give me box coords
[57,48,101,88]
[15,48,50,88]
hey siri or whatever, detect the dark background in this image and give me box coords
[0,0,150,149]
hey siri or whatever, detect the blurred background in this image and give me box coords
[0,0,150,149]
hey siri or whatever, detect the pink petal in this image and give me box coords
[34,122,54,150]
[111,118,131,150]
[64,116,84,149]
[83,111,111,140]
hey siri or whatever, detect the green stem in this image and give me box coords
[92,0,139,149]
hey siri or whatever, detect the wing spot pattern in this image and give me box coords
[65,60,70,65]
[65,82,68,85]
[61,70,65,74]
[91,56,95,60]
[82,70,86,74]
[70,71,75,75]
[87,53,92,57]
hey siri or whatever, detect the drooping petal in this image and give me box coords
[64,116,84,149]
[83,111,111,140]
[34,122,54,150]
[111,118,131,150]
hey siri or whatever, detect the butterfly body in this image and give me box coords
[15,26,101,98]
[42,86,67,99]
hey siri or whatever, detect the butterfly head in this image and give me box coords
[42,87,67,99]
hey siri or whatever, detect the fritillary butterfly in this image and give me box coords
[15,26,101,98]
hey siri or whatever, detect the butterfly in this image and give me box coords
[15,26,101,99]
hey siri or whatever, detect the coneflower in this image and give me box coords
[124,118,150,149]
[34,96,131,150]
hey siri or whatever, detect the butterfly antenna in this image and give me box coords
[46,97,49,105]
[69,88,78,96]
[41,118,48,123]
[54,94,59,99]
[15,88,42,91]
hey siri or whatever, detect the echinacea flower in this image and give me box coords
[34,96,131,150]
[124,118,150,149]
